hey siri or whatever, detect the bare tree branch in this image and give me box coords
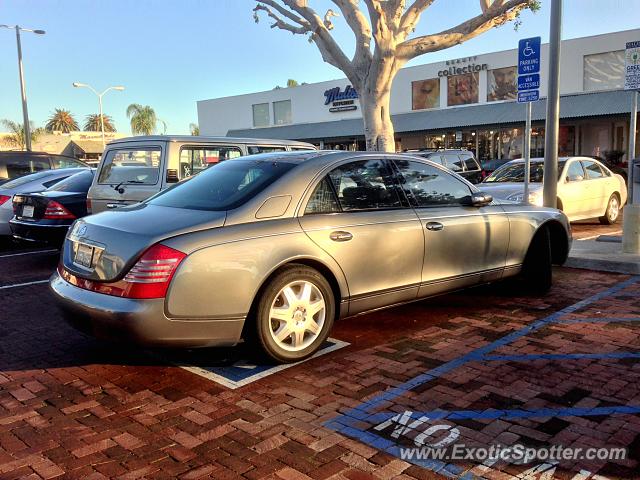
[254,4,309,34]
[279,0,356,78]
[399,0,436,41]
[397,0,530,60]
[331,0,373,72]
[255,0,309,27]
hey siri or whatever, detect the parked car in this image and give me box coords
[87,136,316,214]
[0,168,89,237]
[51,151,570,363]
[11,169,95,246]
[480,158,511,178]
[480,157,627,224]
[403,149,483,184]
[0,151,88,185]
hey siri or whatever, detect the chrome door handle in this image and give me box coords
[425,222,444,231]
[330,231,353,242]
[106,203,125,209]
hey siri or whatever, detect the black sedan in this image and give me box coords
[10,169,95,246]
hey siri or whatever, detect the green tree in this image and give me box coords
[1,119,45,150]
[189,123,200,136]
[286,79,299,87]
[45,108,79,133]
[84,114,116,132]
[126,104,166,135]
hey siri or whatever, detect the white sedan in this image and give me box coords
[480,157,627,224]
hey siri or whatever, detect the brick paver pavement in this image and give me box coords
[1,267,638,479]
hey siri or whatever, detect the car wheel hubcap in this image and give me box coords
[609,197,619,221]
[269,280,326,352]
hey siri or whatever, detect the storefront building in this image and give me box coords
[198,29,640,163]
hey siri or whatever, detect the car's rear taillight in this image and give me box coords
[86,197,92,214]
[0,195,10,206]
[59,244,186,300]
[44,200,76,219]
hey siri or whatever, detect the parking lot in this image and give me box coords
[1,221,638,480]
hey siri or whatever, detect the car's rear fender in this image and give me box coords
[162,218,349,320]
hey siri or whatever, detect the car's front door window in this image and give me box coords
[566,161,585,182]
[327,159,404,211]
[393,159,472,207]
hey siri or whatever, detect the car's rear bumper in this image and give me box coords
[50,270,245,348]
[10,219,69,245]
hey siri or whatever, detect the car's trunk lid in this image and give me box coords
[62,203,226,281]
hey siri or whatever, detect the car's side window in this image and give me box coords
[566,161,585,182]
[327,159,404,211]
[582,160,605,179]
[304,177,341,214]
[461,153,479,171]
[394,159,472,207]
[179,146,242,178]
[444,153,464,172]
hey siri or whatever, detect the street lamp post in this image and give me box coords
[0,25,45,151]
[72,83,125,148]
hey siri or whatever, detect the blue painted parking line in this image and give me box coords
[557,316,640,324]
[483,352,640,362]
[325,276,640,478]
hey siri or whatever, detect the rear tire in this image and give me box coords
[599,194,620,225]
[254,265,334,363]
[521,226,552,294]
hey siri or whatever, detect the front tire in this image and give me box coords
[599,194,620,225]
[254,265,335,363]
[521,226,552,294]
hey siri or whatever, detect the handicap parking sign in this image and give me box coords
[518,36,541,103]
[518,36,541,75]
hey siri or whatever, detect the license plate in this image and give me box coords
[22,205,34,218]
[74,243,95,268]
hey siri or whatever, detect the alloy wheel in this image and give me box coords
[608,196,619,222]
[268,280,326,352]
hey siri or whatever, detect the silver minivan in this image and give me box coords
[87,136,316,213]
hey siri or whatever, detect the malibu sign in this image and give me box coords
[324,85,359,112]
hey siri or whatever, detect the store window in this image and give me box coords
[559,126,575,157]
[487,66,517,102]
[583,50,625,91]
[273,100,292,125]
[252,103,270,127]
[412,78,440,110]
[500,128,524,159]
[447,72,479,106]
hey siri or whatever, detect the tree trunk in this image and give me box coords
[360,86,395,152]
[357,53,401,152]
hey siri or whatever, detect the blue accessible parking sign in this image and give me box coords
[518,36,541,103]
[518,36,541,75]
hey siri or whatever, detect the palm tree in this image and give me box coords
[84,114,116,132]
[189,123,200,136]
[1,119,45,150]
[45,109,79,133]
[126,104,165,135]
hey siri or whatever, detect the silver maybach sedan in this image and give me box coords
[51,151,571,363]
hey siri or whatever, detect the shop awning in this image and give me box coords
[227,90,636,141]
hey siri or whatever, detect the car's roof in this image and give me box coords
[107,135,316,147]
[0,151,77,159]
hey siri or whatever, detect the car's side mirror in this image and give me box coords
[166,169,179,183]
[462,192,493,207]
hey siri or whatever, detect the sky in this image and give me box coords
[0,0,639,135]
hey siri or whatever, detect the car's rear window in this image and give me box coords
[48,170,95,192]
[98,147,161,185]
[147,159,297,211]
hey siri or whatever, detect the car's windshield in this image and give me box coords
[47,170,95,192]
[484,161,566,183]
[147,158,297,211]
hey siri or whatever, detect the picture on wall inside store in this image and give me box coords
[447,72,479,106]
[487,66,517,101]
[412,78,440,110]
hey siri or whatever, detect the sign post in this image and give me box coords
[622,40,640,254]
[518,36,541,204]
